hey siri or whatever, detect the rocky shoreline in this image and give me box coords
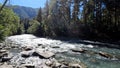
[0,42,86,68]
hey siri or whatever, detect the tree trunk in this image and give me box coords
[0,0,8,13]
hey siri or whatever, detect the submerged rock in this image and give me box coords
[51,45,60,48]
[71,48,87,53]
[99,51,113,59]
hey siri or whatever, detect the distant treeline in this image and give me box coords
[35,0,119,41]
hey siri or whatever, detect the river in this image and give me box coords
[3,34,120,68]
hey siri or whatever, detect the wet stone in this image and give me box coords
[21,51,33,58]
[60,65,69,68]
[1,53,13,62]
[45,60,53,66]
[69,63,82,68]
[38,44,43,46]
[0,50,8,53]
[0,63,13,68]
[0,51,8,58]
[1,57,11,62]
[0,47,2,49]
[51,46,60,48]
[20,64,35,68]
[71,48,87,53]
[33,50,55,59]
[99,51,113,59]
[52,62,61,68]
[23,46,33,51]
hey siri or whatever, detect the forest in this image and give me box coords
[0,0,120,42]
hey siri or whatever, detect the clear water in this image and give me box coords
[55,47,120,68]
[9,48,22,55]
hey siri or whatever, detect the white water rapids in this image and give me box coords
[6,34,93,50]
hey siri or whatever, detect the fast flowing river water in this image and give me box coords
[4,34,120,68]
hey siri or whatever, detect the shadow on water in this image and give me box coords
[46,37,120,49]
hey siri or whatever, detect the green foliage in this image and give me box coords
[27,20,41,36]
[0,7,20,41]
[17,23,25,34]
[36,0,120,40]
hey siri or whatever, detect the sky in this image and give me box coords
[0,0,47,8]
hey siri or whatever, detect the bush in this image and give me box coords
[0,7,20,41]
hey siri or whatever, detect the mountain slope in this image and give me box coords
[8,5,39,19]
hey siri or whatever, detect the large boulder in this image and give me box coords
[33,50,55,59]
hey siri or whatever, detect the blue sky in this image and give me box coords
[0,0,47,8]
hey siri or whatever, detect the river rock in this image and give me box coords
[45,59,62,68]
[71,48,87,53]
[1,57,11,62]
[23,46,33,51]
[38,44,43,46]
[0,43,4,47]
[5,47,11,50]
[99,51,113,58]
[45,60,53,66]
[0,50,7,53]
[21,64,35,68]
[39,64,51,68]
[0,63,13,68]
[21,51,34,58]
[69,63,82,68]
[51,45,60,48]
[60,65,68,68]
[1,53,13,62]
[0,50,8,58]
[33,50,55,59]
[52,61,61,68]
[0,46,2,49]
[11,46,17,48]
